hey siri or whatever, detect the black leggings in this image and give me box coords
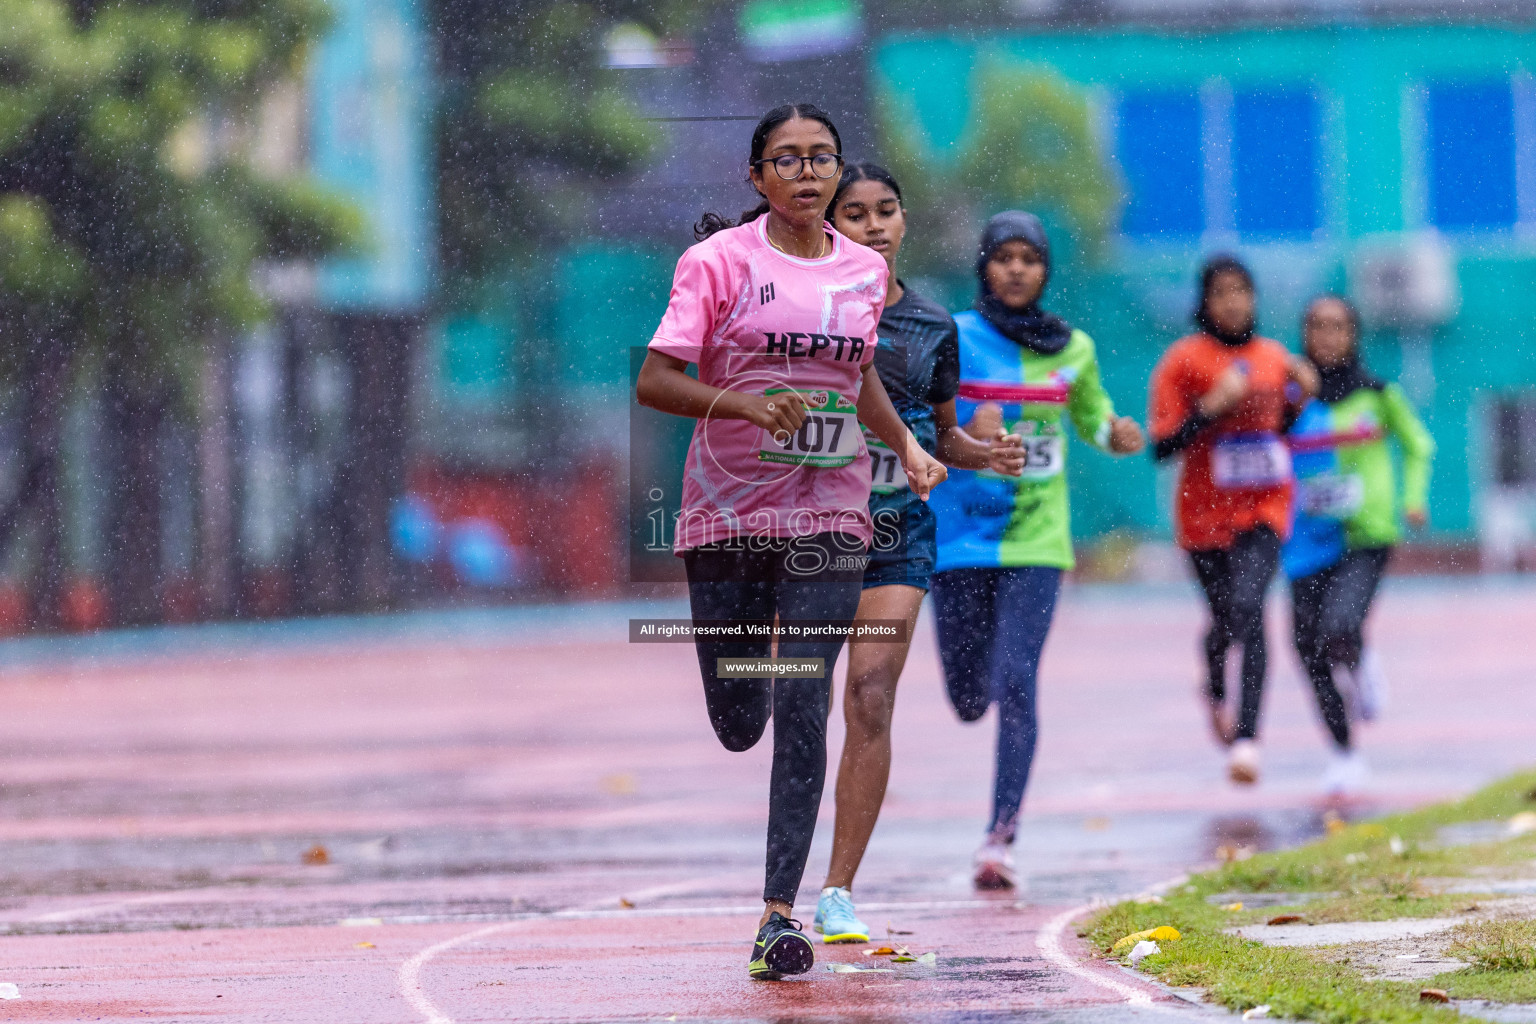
[1189,526,1280,742]
[683,532,863,906]
[1290,547,1391,750]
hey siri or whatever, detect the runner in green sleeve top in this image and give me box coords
[1283,295,1434,796]
[929,211,1145,889]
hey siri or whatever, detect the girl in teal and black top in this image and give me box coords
[1284,295,1434,796]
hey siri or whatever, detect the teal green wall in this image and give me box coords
[447,23,1536,546]
[875,24,1536,540]
[554,243,678,393]
[433,244,677,404]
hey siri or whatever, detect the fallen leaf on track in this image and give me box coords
[1419,989,1449,1003]
[301,844,330,866]
[1266,914,1303,926]
[828,964,892,973]
[602,774,637,795]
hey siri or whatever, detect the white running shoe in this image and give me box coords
[1322,748,1368,796]
[1354,649,1388,722]
[1228,739,1260,785]
[973,840,1018,890]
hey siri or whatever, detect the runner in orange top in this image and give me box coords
[1149,255,1317,785]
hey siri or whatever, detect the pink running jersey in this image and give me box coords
[649,217,889,554]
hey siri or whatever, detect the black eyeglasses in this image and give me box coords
[752,153,843,180]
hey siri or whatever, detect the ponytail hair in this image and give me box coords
[694,200,770,240]
[693,103,842,241]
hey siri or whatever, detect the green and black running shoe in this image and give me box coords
[748,912,814,980]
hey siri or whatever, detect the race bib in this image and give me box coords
[977,419,1063,481]
[1298,472,1364,519]
[1014,420,1063,480]
[758,388,861,468]
[865,433,908,494]
[1211,433,1291,490]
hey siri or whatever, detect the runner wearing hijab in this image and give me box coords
[930,211,1145,889]
[635,104,946,980]
[1284,295,1433,795]
[813,165,1026,940]
[1149,255,1318,786]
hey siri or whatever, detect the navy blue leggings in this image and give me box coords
[931,566,1062,843]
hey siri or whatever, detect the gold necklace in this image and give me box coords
[768,226,828,259]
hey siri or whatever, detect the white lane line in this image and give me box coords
[398,875,741,1024]
[397,894,1016,1023]
[400,921,514,1024]
[29,892,184,923]
[377,897,1006,928]
[1036,902,1155,1007]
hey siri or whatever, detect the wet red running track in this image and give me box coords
[0,577,1530,1021]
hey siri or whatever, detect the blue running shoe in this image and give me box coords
[813,886,869,943]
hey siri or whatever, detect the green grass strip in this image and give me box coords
[1082,768,1536,1023]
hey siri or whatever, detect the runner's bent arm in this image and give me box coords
[929,320,1022,471]
[857,364,947,499]
[934,399,1025,473]
[1382,382,1435,522]
[1066,335,1143,455]
[636,350,808,436]
[1286,355,1321,400]
[1149,347,1217,462]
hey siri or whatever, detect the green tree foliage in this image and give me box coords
[431,0,702,281]
[0,0,362,624]
[877,60,1119,279]
[0,0,362,365]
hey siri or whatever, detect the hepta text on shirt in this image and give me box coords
[762,332,868,361]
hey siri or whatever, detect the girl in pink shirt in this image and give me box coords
[636,103,945,980]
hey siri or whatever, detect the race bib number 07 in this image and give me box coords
[1212,433,1291,490]
[759,388,861,468]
